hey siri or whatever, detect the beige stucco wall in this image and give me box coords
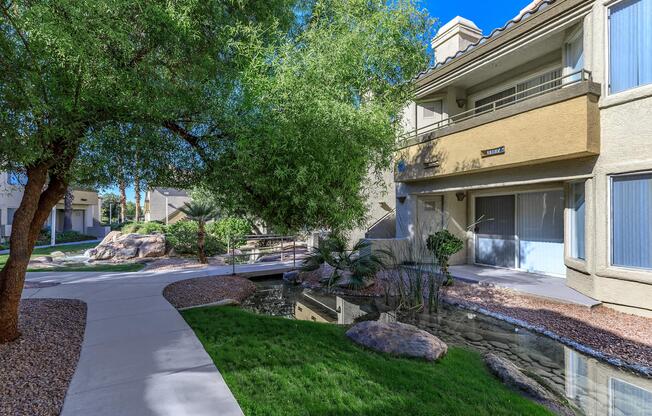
[389,0,652,316]
[396,94,600,182]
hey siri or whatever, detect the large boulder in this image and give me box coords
[87,233,167,261]
[484,353,574,415]
[138,235,166,258]
[346,321,447,361]
[99,230,121,246]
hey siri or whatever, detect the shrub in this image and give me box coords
[36,230,97,245]
[138,221,167,235]
[207,217,251,247]
[120,221,167,235]
[166,220,225,257]
[426,230,464,286]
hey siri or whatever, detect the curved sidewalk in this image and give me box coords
[21,262,293,416]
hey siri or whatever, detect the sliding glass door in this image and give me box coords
[475,195,516,268]
[474,190,565,276]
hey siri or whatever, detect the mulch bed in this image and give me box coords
[163,275,257,309]
[443,282,652,370]
[0,299,87,416]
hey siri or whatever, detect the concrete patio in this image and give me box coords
[449,264,601,307]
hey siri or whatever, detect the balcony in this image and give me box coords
[395,70,601,182]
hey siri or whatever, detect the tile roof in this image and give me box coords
[415,0,556,81]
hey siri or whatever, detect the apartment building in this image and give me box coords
[388,0,652,316]
[143,187,191,224]
[0,172,106,239]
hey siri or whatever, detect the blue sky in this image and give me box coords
[422,0,526,35]
[106,1,526,203]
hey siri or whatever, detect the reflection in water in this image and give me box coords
[242,278,652,416]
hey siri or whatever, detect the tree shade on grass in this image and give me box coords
[182,307,552,416]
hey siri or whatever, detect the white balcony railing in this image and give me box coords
[399,69,593,148]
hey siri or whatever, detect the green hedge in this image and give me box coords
[36,230,98,246]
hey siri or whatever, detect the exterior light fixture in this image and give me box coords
[397,196,407,204]
[456,98,467,108]
[455,192,466,201]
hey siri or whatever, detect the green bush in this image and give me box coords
[138,221,167,234]
[121,221,166,235]
[207,217,251,247]
[426,229,464,286]
[36,230,97,246]
[166,220,225,257]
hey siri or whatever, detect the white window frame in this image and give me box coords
[605,0,652,96]
[568,180,587,261]
[563,25,584,78]
[608,170,652,270]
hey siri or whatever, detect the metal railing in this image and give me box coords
[398,69,593,149]
[226,234,303,275]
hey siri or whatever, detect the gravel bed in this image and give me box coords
[163,275,256,309]
[444,283,652,370]
[0,299,87,416]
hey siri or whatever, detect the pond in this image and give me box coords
[241,277,652,416]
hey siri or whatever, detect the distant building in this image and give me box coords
[0,172,106,239]
[144,188,191,224]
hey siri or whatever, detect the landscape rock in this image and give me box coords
[115,247,138,260]
[50,251,65,258]
[346,321,447,361]
[87,233,167,261]
[99,231,121,246]
[336,276,375,289]
[138,235,166,258]
[484,353,573,415]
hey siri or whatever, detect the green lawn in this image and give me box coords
[0,242,145,272]
[182,307,552,416]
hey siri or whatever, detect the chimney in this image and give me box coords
[432,16,483,65]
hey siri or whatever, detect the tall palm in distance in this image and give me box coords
[178,201,219,264]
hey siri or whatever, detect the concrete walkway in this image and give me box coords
[450,264,601,307]
[21,262,294,416]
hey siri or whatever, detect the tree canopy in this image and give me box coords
[0,0,433,341]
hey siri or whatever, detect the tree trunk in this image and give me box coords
[198,222,207,264]
[119,178,127,223]
[63,188,74,231]
[0,165,68,342]
[134,179,141,222]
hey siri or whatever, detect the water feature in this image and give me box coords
[242,277,652,416]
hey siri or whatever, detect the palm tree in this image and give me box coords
[178,201,218,264]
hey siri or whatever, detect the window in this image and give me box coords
[7,208,16,226]
[420,100,442,122]
[611,173,652,269]
[517,68,563,99]
[564,29,584,83]
[474,87,516,114]
[609,378,652,416]
[7,172,27,186]
[609,0,652,94]
[570,181,586,260]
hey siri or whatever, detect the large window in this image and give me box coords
[609,0,652,94]
[570,181,586,260]
[611,173,652,269]
[419,100,442,124]
[609,378,652,416]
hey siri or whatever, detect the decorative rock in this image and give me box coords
[87,233,167,261]
[50,251,65,258]
[138,235,166,258]
[99,230,121,246]
[484,353,573,415]
[336,275,374,289]
[346,321,447,361]
[115,247,139,260]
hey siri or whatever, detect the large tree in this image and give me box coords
[0,0,296,342]
[0,0,432,342]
